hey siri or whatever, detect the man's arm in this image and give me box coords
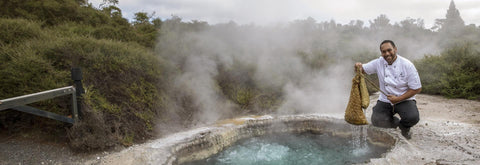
[387,88,422,104]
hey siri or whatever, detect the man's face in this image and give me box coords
[380,43,397,65]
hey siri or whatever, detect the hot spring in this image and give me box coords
[183,131,389,165]
[168,115,397,165]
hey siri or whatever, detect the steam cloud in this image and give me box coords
[156,18,441,125]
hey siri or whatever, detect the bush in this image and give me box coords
[39,37,169,150]
[0,20,171,150]
[216,62,283,113]
[415,43,480,100]
[0,1,162,150]
[0,18,43,45]
[0,0,84,25]
[0,19,70,115]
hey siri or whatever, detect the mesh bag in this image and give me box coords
[344,70,369,125]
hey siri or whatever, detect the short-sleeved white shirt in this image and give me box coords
[362,55,421,104]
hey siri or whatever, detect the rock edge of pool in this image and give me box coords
[99,115,405,165]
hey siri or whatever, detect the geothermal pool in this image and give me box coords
[96,115,399,164]
[183,132,390,165]
[170,115,396,165]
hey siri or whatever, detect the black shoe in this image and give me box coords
[399,125,411,140]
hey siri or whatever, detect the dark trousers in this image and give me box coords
[371,100,420,129]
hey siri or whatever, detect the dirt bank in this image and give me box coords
[1,94,479,164]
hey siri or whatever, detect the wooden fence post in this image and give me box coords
[71,68,84,119]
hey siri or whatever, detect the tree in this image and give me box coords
[369,14,391,30]
[434,0,464,32]
[348,20,364,29]
[291,17,317,34]
[400,18,424,30]
[99,0,118,8]
[102,5,122,18]
[445,0,464,28]
[152,18,163,29]
[132,12,159,48]
[133,12,150,25]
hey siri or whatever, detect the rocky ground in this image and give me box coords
[368,94,480,164]
[0,94,479,164]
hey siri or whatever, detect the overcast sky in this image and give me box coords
[89,0,480,28]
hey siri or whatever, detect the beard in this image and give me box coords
[383,53,396,65]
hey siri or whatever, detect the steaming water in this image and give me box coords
[183,130,389,165]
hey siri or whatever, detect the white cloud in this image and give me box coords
[89,0,480,28]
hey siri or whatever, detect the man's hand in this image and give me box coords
[355,62,363,72]
[387,88,422,104]
[387,95,402,104]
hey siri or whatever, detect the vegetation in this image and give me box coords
[416,43,480,100]
[0,0,167,150]
[0,0,479,151]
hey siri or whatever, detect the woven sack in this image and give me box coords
[345,70,369,125]
[359,73,370,109]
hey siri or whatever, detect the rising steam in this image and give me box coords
[156,17,441,125]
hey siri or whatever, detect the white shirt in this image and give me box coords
[362,55,422,104]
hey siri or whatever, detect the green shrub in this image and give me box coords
[0,48,69,98]
[0,0,84,25]
[92,25,136,42]
[133,23,157,48]
[415,55,448,95]
[0,0,161,147]
[297,50,336,70]
[0,38,70,116]
[416,43,480,100]
[0,18,43,45]
[53,23,96,37]
[38,37,169,149]
[216,62,282,113]
[0,23,170,150]
[0,1,162,150]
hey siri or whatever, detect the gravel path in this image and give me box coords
[0,139,82,165]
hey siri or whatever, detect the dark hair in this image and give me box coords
[380,40,396,49]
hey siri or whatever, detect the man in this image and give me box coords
[355,40,422,139]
